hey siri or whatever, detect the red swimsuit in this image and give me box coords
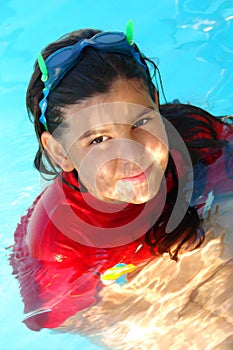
[11,109,233,331]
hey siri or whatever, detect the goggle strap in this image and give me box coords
[38,53,49,82]
[39,87,49,131]
[37,21,139,131]
[125,19,134,46]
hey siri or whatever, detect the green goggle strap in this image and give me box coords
[37,20,135,131]
[38,52,48,82]
[125,19,134,45]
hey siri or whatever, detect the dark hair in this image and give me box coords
[26,29,158,176]
[26,28,227,261]
[146,103,228,260]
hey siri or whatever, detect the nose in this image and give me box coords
[110,134,148,174]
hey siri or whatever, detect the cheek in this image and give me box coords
[149,139,169,167]
[147,121,169,163]
[143,134,169,169]
[68,144,83,170]
[82,161,119,200]
[136,116,168,153]
[67,144,97,187]
[95,161,118,190]
[73,147,118,193]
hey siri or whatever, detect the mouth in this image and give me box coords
[121,164,153,184]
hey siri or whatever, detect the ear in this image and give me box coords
[41,132,74,172]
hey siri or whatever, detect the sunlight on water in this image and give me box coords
[1,0,233,349]
[57,196,233,349]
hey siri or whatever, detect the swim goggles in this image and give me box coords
[37,20,148,131]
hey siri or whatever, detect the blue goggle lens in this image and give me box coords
[38,31,147,129]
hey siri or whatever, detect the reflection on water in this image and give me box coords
[2,0,233,349]
[159,0,233,116]
[57,195,233,349]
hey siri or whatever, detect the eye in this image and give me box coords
[132,117,151,129]
[90,135,109,145]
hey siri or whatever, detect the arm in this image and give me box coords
[11,191,103,331]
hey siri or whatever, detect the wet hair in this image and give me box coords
[26,29,227,260]
[146,103,228,260]
[26,29,158,177]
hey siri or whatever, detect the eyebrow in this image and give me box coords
[78,106,156,141]
[78,129,111,141]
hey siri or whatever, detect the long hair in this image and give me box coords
[26,29,228,260]
[145,103,228,260]
[26,29,157,176]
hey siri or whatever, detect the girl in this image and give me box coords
[11,21,233,335]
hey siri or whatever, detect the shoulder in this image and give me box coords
[25,177,82,262]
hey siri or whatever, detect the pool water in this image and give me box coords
[1,0,232,349]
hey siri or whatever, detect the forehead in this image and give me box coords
[64,101,156,136]
[64,77,155,114]
[57,79,157,141]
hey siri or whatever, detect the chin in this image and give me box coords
[129,190,159,204]
[114,185,159,204]
[92,179,160,204]
[127,198,150,204]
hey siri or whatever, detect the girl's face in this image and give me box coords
[57,79,169,204]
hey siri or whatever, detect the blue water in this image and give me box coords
[0,0,232,349]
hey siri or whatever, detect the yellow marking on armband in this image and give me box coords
[101,263,138,281]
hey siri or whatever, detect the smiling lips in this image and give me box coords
[121,164,153,184]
